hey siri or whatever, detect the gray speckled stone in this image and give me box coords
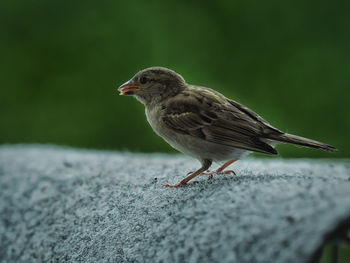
[0,145,349,263]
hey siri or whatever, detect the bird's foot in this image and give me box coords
[200,169,236,180]
[201,170,236,175]
[163,181,199,188]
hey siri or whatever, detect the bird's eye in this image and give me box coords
[140,76,148,84]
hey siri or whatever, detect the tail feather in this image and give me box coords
[268,133,338,152]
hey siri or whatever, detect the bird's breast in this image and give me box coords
[145,106,197,156]
[145,106,166,137]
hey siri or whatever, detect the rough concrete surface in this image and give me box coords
[0,145,349,263]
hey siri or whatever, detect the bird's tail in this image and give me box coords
[268,133,338,152]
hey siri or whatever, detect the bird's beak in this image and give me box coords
[118,80,141,96]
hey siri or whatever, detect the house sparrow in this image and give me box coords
[118,67,337,188]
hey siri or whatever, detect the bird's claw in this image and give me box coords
[199,171,212,176]
[200,169,236,179]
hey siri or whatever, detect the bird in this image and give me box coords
[118,67,337,188]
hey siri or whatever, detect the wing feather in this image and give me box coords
[162,88,279,155]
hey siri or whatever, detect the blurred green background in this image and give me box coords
[1,0,349,158]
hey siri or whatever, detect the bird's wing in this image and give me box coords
[162,88,281,155]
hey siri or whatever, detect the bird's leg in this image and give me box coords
[201,159,237,179]
[216,159,237,174]
[164,159,212,188]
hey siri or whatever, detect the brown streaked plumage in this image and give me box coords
[118,67,337,187]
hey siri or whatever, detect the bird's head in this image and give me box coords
[118,67,186,105]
